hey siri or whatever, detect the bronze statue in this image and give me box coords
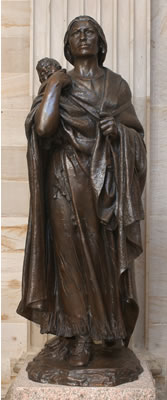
[17,16,146,386]
[36,57,62,83]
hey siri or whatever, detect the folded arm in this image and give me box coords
[35,70,71,137]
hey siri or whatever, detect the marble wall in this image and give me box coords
[1,0,167,391]
[148,0,167,371]
[1,0,31,389]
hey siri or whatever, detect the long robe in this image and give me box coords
[17,67,146,344]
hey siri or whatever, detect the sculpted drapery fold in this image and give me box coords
[17,67,146,345]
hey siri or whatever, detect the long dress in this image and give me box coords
[17,67,146,344]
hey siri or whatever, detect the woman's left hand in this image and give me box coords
[99,112,118,140]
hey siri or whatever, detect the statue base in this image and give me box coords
[5,356,156,400]
[26,338,143,387]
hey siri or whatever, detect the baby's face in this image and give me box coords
[38,63,58,83]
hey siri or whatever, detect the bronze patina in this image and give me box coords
[17,16,146,386]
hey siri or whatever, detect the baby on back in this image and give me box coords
[36,57,62,94]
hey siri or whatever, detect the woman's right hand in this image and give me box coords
[35,69,71,137]
[47,69,72,90]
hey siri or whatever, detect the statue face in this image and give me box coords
[68,21,99,59]
[38,63,57,83]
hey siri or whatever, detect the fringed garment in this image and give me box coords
[17,68,146,344]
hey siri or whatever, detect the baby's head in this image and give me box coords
[36,57,62,83]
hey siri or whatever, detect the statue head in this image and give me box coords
[64,16,107,66]
[36,57,62,83]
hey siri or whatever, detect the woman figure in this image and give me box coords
[17,16,146,368]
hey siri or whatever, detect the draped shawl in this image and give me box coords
[17,68,146,343]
